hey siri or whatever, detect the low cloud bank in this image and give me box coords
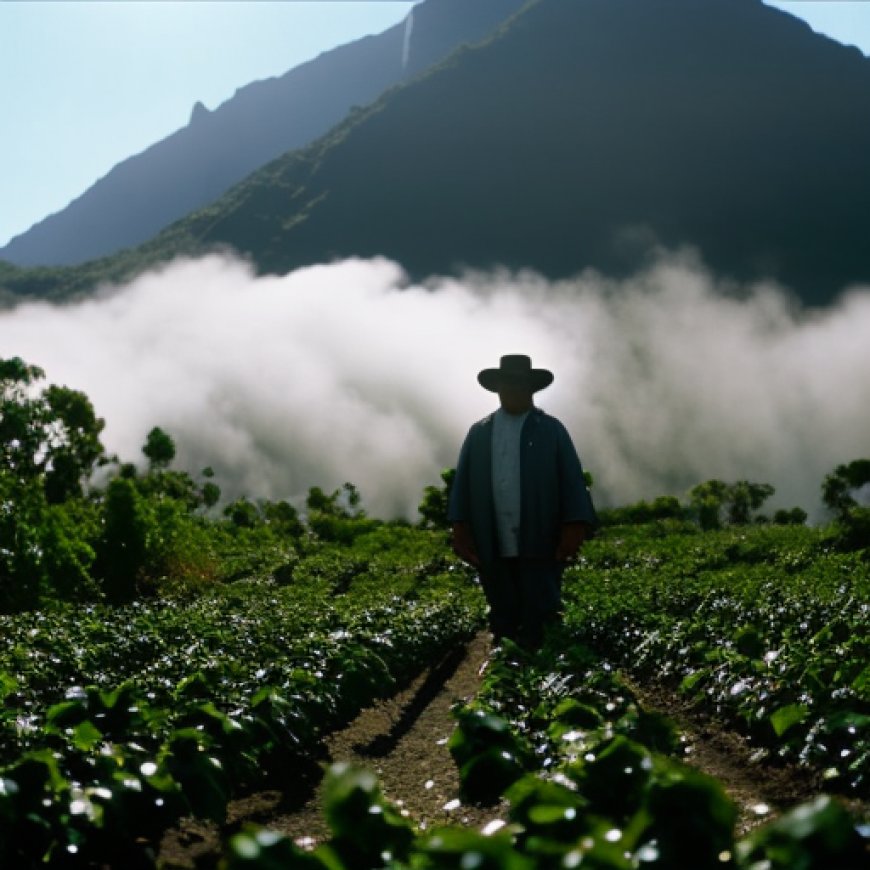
[2,253,869,520]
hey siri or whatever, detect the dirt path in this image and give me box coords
[271,630,501,845]
[268,642,868,843]
[159,632,499,867]
[161,635,865,866]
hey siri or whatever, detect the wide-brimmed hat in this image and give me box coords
[477,354,554,393]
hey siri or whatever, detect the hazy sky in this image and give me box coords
[1,1,416,247]
[1,1,869,248]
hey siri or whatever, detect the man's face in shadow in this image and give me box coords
[497,377,534,415]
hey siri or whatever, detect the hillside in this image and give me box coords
[4,0,870,305]
[0,0,527,268]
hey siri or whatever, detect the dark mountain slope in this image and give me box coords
[0,0,527,267]
[159,0,870,304]
[4,0,870,306]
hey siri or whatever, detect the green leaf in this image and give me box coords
[164,731,230,823]
[321,763,413,863]
[459,747,527,805]
[0,670,18,701]
[174,671,213,700]
[71,720,103,752]
[224,827,324,869]
[850,664,870,699]
[575,736,653,822]
[734,625,764,658]
[737,795,867,867]
[550,698,602,729]
[680,668,709,694]
[646,764,737,867]
[418,827,534,869]
[770,704,809,737]
[45,698,90,729]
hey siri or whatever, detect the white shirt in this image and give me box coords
[491,408,529,557]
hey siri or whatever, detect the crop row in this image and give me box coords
[561,521,870,795]
[0,541,484,867]
[3,517,867,867]
[0,542,462,755]
[206,520,870,868]
[216,635,869,868]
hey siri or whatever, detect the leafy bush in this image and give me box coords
[418,467,456,530]
[97,477,152,603]
[689,479,775,530]
[0,356,106,503]
[822,459,870,549]
[598,495,686,527]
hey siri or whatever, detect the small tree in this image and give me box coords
[726,481,775,526]
[224,497,260,529]
[418,468,456,530]
[822,459,870,514]
[40,502,100,602]
[98,477,152,603]
[773,507,808,526]
[689,479,729,530]
[305,483,375,543]
[201,481,221,509]
[689,479,776,530]
[343,481,363,515]
[306,486,334,514]
[1,357,106,502]
[306,483,366,519]
[142,426,176,471]
[262,499,304,537]
[822,459,870,548]
[200,467,221,509]
[0,471,46,612]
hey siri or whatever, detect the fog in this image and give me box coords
[2,252,869,520]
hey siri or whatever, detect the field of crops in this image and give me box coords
[566,521,870,795]
[1,516,868,868]
[0,527,483,867]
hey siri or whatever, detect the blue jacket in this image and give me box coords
[447,407,597,570]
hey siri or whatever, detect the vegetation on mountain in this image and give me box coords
[4,0,870,305]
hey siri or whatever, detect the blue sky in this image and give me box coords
[1,0,869,249]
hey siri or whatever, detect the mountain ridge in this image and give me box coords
[0,0,528,267]
[3,0,870,307]
[156,0,870,304]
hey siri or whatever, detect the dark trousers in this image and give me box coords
[480,557,564,649]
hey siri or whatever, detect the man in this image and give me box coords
[448,354,597,648]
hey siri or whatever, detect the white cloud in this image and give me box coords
[2,252,868,520]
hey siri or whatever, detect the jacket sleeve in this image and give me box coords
[556,421,598,526]
[447,430,472,523]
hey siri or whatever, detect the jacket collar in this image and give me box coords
[482,406,542,426]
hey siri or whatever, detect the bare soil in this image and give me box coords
[272,630,501,846]
[159,633,866,866]
[159,632,501,867]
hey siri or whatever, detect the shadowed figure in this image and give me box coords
[448,354,597,649]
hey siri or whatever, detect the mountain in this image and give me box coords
[0,0,528,267]
[4,0,870,306]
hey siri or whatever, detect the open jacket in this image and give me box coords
[447,408,597,571]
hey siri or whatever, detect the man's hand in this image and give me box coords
[451,522,480,568]
[555,522,590,562]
